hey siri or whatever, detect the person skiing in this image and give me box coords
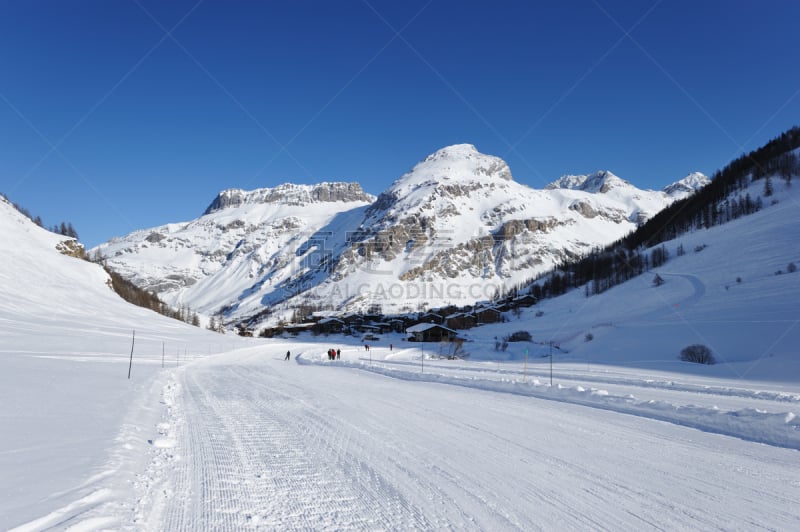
[336,348,341,360]
[285,350,290,361]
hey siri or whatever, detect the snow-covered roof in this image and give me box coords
[407,323,457,334]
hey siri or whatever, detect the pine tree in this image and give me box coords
[778,152,796,184]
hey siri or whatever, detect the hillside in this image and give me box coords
[472,175,800,381]
[0,195,249,527]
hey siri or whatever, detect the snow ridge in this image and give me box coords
[297,354,800,450]
[203,182,374,214]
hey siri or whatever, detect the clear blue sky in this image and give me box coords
[1,0,798,247]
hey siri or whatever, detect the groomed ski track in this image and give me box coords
[134,346,800,531]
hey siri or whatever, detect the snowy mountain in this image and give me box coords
[95,145,706,325]
[662,171,711,197]
[94,182,375,318]
[546,169,632,193]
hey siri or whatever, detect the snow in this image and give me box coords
[2,178,800,529]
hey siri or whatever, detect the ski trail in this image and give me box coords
[153,364,437,530]
[126,354,800,530]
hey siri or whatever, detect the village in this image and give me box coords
[244,292,539,344]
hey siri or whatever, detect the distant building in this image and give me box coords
[314,317,345,334]
[445,312,476,330]
[418,312,445,325]
[284,323,315,335]
[474,307,502,324]
[512,294,538,308]
[406,323,458,342]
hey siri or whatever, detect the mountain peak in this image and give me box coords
[393,144,513,190]
[203,182,374,214]
[663,172,710,198]
[365,144,514,218]
[547,170,629,194]
[422,143,480,162]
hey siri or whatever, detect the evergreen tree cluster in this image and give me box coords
[51,221,79,239]
[103,266,203,327]
[1,192,80,240]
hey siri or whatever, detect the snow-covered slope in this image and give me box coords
[95,146,706,324]
[0,195,249,528]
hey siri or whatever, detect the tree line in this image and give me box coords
[102,265,207,327]
[2,192,81,240]
[515,125,800,301]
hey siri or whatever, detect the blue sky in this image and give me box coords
[1,0,798,247]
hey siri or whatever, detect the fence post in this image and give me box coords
[127,330,135,379]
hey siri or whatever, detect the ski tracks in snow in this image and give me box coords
[121,355,800,531]
[138,364,435,530]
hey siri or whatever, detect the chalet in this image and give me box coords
[284,323,315,335]
[406,323,458,343]
[341,313,365,327]
[512,294,538,308]
[474,306,502,324]
[310,311,339,322]
[371,322,393,334]
[387,318,406,333]
[357,324,383,336]
[418,312,445,325]
[446,312,476,330]
[314,317,345,334]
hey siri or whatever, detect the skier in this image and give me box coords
[336,348,341,360]
[285,350,290,361]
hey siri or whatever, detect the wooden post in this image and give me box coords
[127,330,135,379]
[523,347,528,383]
